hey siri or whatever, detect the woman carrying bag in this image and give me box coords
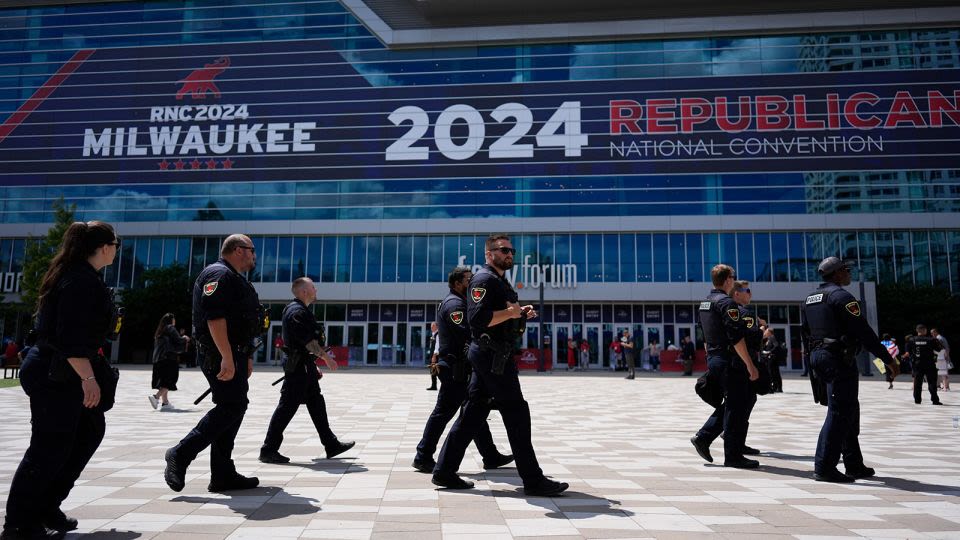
[150,313,189,410]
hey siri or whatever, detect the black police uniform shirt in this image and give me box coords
[192,258,261,348]
[467,264,517,341]
[281,299,320,376]
[905,334,942,366]
[739,305,763,356]
[437,289,470,367]
[35,262,114,371]
[698,289,747,354]
[801,282,893,364]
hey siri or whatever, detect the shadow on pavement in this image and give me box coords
[450,475,632,518]
[173,487,320,520]
[755,464,960,495]
[67,530,142,539]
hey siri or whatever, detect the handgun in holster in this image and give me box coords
[282,347,306,374]
[479,333,512,375]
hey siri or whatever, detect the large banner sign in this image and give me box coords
[1,40,958,185]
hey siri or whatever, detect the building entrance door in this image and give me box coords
[644,324,663,371]
[379,323,397,366]
[584,324,601,369]
[409,324,426,365]
[554,324,572,370]
[347,324,364,366]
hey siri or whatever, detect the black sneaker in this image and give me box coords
[482,453,514,470]
[742,445,761,455]
[814,469,854,483]
[259,449,290,464]
[724,457,760,469]
[164,447,187,492]
[412,457,437,474]
[690,436,713,463]
[426,386,437,391]
[933,401,944,406]
[0,526,64,539]
[845,466,875,479]
[208,473,259,493]
[41,510,78,533]
[523,477,569,497]
[325,440,356,459]
[431,472,474,489]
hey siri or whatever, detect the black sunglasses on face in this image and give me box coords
[492,247,516,255]
[238,245,256,253]
[108,239,121,247]
[736,287,751,294]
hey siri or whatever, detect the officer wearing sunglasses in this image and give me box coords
[432,234,568,497]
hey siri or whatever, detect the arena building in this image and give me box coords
[1,0,959,368]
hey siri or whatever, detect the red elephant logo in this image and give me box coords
[176,56,230,100]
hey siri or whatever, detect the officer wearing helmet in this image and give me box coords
[801,256,894,483]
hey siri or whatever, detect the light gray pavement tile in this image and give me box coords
[2,370,960,540]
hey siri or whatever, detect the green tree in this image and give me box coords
[118,264,192,363]
[19,198,76,313]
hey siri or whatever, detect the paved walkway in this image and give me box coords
[1,368,958,539]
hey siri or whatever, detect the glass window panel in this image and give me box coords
[736,233,754,281]
[399,236,413,282]
[413,236,428,282]
[0,239,11,272]
[950,231,960,293]
[603,234,619,282]
[770,233,787,281]
[352,236,367,283]
[571,234,587,281]
[840,232,858,262]
[307,237,323,281]
[637,233,652,282]
[703,233,719,280]
[382,236,398,283]
[823,232,840,258]
[10,239,24,273]
[555,234,570,265]
[720,233,737,268]
[930,231,949,289]
[652,234,668,282]
[587,234,603,283]
[322,237,337,283]
[262,236,279,283]
[148,238,163,269]
[539,234,556,266]
[162,238,177,267]
[912,231,931,286]
[278,236,293,284]
[444,236,460,272]
[893,231,912,284]
[518,234,537,265]
[620,234,635,283]
[428,235,444,282]
[176,238,191,267]
[876,232,895,285]
[461,235,478,266]
[788,232,805,282]
[336,236,351,282]
[118,241,135,289]
[248,236,265,282]
[669,233,685,282]
[190,237,205,279]
[686,233,702,282]
[858,232,877,282]
[133,238,148,287]
[755,232,772,281]
[292,237,307,279]
[806,233,823,281]
[366,236,382,283]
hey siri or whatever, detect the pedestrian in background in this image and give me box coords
[150,313,188,410]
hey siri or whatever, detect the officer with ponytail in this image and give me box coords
[3,221,121,540]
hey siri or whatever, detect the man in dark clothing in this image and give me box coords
[413,266,512,473]
[432,234,568,497]
[681,335,696,376]
[259,277,355,464]
[762,329,783,393]
[426,322,439,390]
[164,234,262,493]
[801,256,895,483]
[905,324,943,405]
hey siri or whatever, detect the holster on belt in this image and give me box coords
[283,347,306,374]
[446,354,470,382]
[478,334,512,375]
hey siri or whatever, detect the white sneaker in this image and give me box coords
[160,402,172,410]
[148,395,159,410]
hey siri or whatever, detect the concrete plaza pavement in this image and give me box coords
[1,367,958,539]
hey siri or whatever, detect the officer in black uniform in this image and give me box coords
[801,256,895,483]
[413,265,513,473]
[904,324,943,405]
[3,221,121,540]
[690,265,761,469]
[432,235,568,497]
[728,281,767,453]
[164,234,262,493]
[259,277,355,463]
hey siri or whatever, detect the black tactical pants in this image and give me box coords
[695,353,756,463]
[913,362,941,404]
[416,364,498,461]
[435,344,545,487]
[262,369,337,452]
[811,349,864,474]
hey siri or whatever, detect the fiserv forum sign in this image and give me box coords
[1,39,958,185]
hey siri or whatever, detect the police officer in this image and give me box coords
[730,280,767,452]
[413,265,513,473]
[801,256,895,483]
[432,235,568,496]
[690,265,761,469]
[259,277,355,463]
[164,234,262,493]
[3,221,121,540]
[904,324,943,405]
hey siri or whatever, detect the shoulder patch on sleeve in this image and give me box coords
[699,301,712,311]
[806,293,824,304]
[845,301,861,317]
[727,309,740,321]
[744,315,755,329]
[450,310,464,325]
[471,287,486,303]
[203,281,218,296]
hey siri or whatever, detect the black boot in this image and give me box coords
[325,440,356,459]
[164,447,188,492]
[208,473,259,492]
[259,449,290,464]
[431,472,474,489]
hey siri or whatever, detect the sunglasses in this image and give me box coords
[491,247,516,255]
[237,245,256,253]
[736,287,751,294]
[108,239,121,247]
